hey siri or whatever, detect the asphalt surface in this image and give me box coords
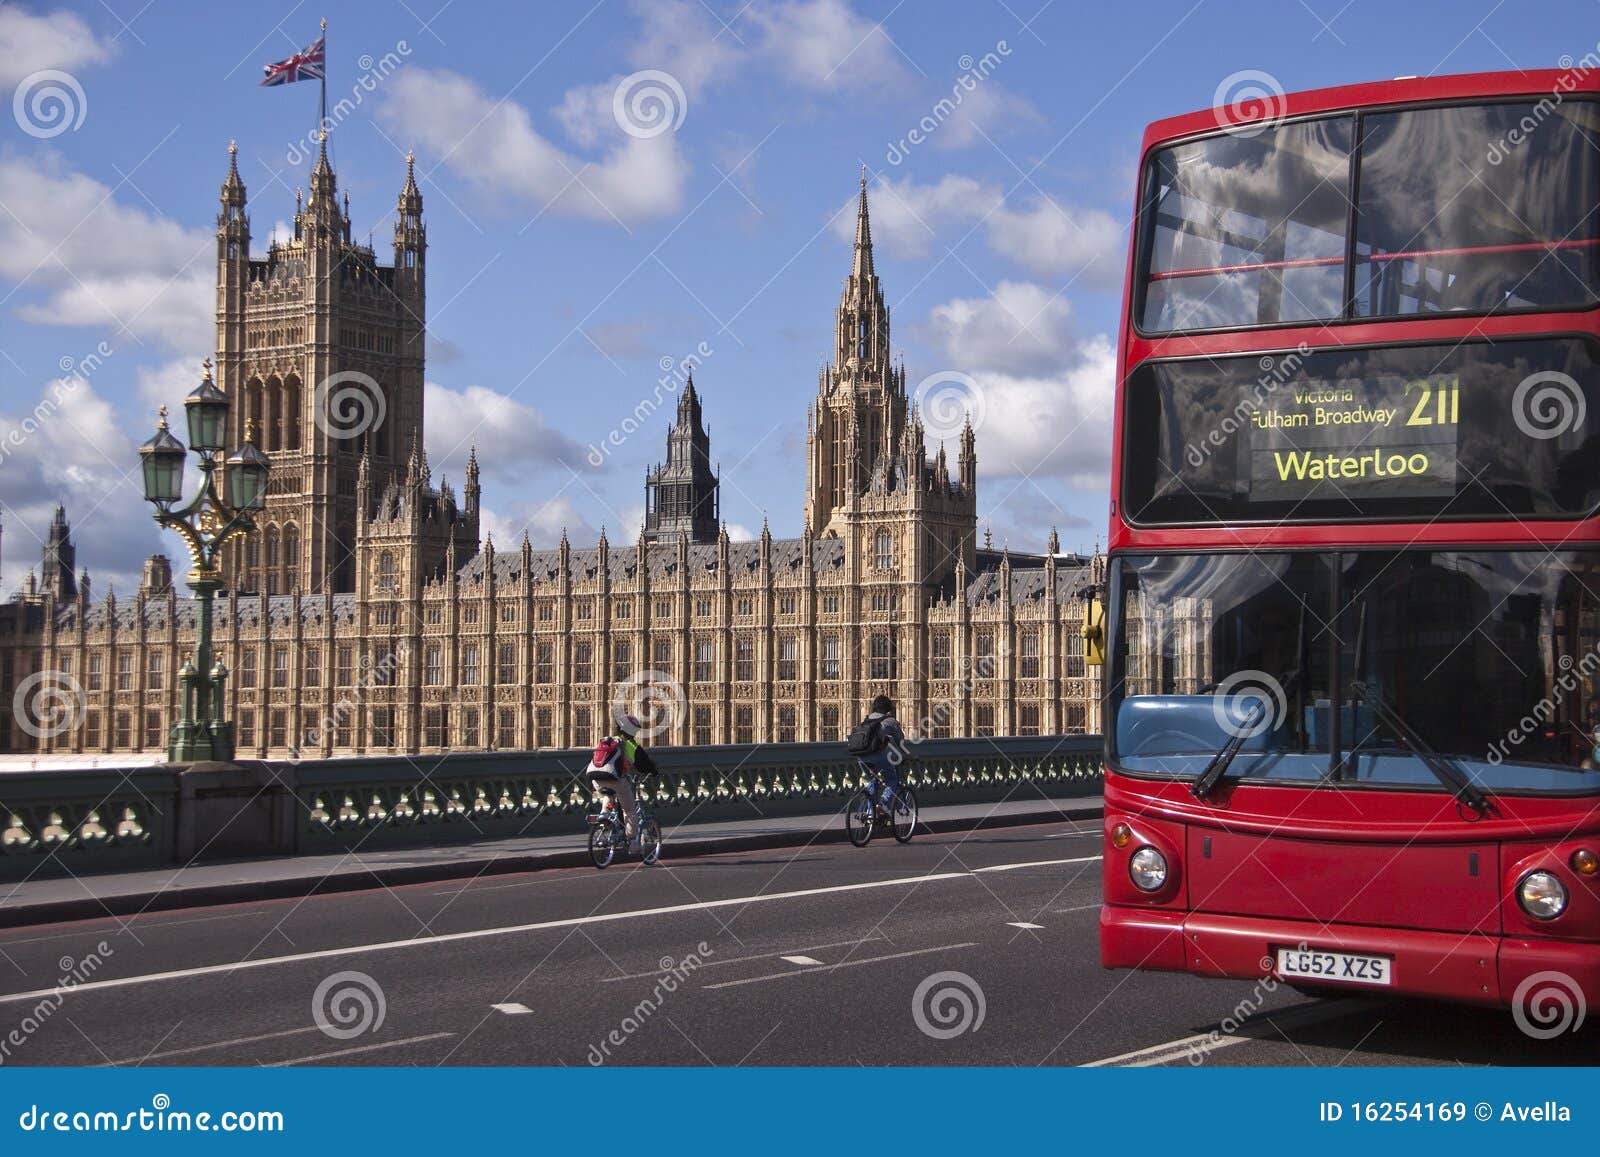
[0,820,1589,1067]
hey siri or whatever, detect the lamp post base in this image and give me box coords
[168,720,235,764]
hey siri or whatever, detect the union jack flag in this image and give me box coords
[260,36,325,86]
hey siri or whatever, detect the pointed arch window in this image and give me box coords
[874,529,894,571]
[857,315,868,360]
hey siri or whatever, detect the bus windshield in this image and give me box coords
[1139,100,1600,333]
[1110,548,1600,794]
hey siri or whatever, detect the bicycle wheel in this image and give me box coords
[639,817,663,865]
[589,821,618,868]
[891,788,918,843]
[846,790,874,847]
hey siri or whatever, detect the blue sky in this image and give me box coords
[0,0,1591,594]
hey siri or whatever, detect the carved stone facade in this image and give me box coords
[0,159,1103,759]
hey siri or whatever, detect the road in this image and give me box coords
[0,821,1588,1067]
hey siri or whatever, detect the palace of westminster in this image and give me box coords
[0,142,1105,758]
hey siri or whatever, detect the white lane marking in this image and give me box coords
[1008,922,1044,930]
[780,955,823,966]
[704,942,980,990]
[0,871,974,1006]
[599,937,885,981]
[1081,999,1376,1067]
[96,1026,324,1066]
[972,855,1101,874]
[1052,903,1101,914]
[0,856,1084,1007]
[491,1003,532,1015]
[264,1031,456,1066]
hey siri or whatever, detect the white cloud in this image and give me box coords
[831,173,1002,257]
[480,495,597,551]
[921,281,1115,490]
[831,174,1121,284]
[931,81,1041,150]
[0,5,114,88]
[626,0,744,96]
[748,0,907,89]
[967,335,1116,490]
[424,382,593,481]
[0,378,161,597]
[0,154,211,349]
[382,69,690,225]
[987,196,1126,287]
[924,280,1077,377]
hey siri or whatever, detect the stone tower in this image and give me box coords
[643,373,719,544]
[213,139,427,595]
[804,172,977,591]
[40,505,76,602]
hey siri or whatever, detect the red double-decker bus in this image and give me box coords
[1097,70,1600,1012]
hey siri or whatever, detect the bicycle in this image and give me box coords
[586,772,662,868]
[845,761,917,847]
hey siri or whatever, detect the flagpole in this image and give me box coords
[319,17,327,139]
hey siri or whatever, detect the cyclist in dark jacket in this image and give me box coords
[858,694,908,815]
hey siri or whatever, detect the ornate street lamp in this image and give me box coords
[139,358,270,763]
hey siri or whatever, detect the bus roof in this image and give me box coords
[1143,68,1589,152]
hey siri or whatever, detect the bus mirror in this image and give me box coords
[1082,596,1106,667]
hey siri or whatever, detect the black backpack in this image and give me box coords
[845,716,885,757]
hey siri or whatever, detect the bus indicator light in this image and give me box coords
[1572,849,1598,877]
[1111,823,1132,849]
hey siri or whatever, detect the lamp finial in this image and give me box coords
[157,405,169,429]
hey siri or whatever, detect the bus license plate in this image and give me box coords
[1275,947,1393,986]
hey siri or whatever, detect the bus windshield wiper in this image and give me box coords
[1196,608,1308,801]
[1191,699,1267,800]
[1193,666,1301,801]
[1346,680,1493,814]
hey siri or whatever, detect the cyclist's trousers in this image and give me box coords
[589,770,637,836]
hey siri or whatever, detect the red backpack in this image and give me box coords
[591,735,623,771]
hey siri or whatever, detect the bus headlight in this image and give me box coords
[1129,846,1169,892]
[1518,871,1568,920]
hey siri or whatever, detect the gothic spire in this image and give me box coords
[221,140,244,203]
[851,165,874,283]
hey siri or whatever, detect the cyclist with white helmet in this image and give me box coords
[588,711,659,852]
